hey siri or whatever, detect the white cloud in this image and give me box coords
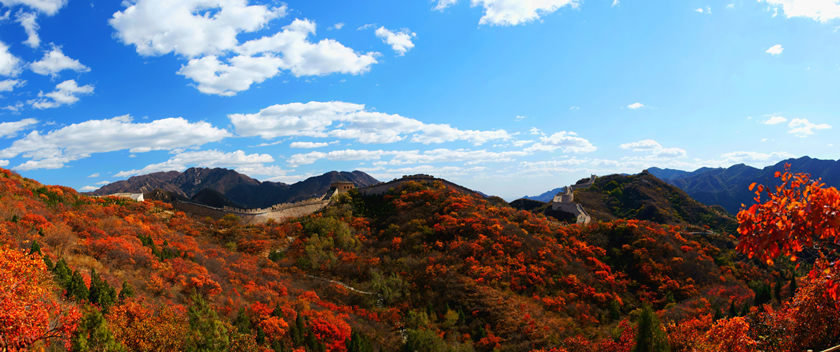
[29,80,94,109]
[435,0,579,26]
[87,172,99,178]
[612,0,620,6]
[765,44,784,55]
[0,115,230,170]
[0,79,24,92]
[329,22,344,30]
[30,46,90,76]
[289,141,330,148]
[433,0,458,11]
[229,101,510,145]
[375,26,416,55]
[788,118,831,137]
[2,102,24,112]
[177,55,284,96]
[525,131,597,153]
[79,185,97,192]
[115,149,278,177]
[695,7,711,14]
[763,115,787,124]
[234,19,378,76]
[0,118,37,138]
[720,151,794,164]
[0,41,22,77]
[16,11,40,48]
[111,2,377,96]
[386,148,526,165]
[179,19,378,96]
[110,0,285,57]
[620,139,687,158]
[0,0,66,15]
[287,148,526,167]
[515,115,526,120]
[627,102,644,109]
[0,159,8,167]
[760,0,840,22]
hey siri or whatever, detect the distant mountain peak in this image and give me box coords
[648,156,840,214]
[93,168,379,208]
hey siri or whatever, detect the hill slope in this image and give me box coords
[93,168,379,208]
[512,172,736,233]
[649,156,840,214]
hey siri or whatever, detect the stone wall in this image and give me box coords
[173,190,336,225]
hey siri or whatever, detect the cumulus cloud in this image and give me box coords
[234,19,377,76]
[627,102,644,109]
[760,0,840,22]
[0,79,24,92]
[763,115,787,124]
[110,0,285,57]
[111,2,377,95]
[30,46,90,76]
[525,131,597,153]
[0,41,22,77]
[620,139,687,158]
[115,149,278,177]
[16,11,40,48]
[788,118,831,137]
[28,80,94,109]
[0,118,37,138]
[0,115,230,170]
[434,0,579,26]
[765,44,784,55]
[375,26,416,55]
[229,101,510,145]
[0,0,66,15]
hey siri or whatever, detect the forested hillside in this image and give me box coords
[3,167,840,351]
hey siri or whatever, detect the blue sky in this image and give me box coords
[0,0,837,200]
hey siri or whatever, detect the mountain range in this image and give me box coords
[92,168,380,209]
[648,156,840,214]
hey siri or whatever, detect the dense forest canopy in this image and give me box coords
[1,166,840,351]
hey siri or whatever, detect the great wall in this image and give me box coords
[549,175,596,224]
[102,176,483,224]
[102,174,594,225]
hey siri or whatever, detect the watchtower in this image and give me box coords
[330,181,356,194]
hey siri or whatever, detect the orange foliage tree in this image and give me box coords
[0,246,79,350]
[736,167,840,293]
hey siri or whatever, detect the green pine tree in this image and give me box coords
[67,271,89,301]
[118,281,134,302]
[71,309,127,352]
[633,305,670,352]
[29,240,42,255]
[184,294,232,352]
[347,331,373,352]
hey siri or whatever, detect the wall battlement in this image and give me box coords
[549,175,596,224]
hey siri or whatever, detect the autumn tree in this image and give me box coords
[0,246,79,350]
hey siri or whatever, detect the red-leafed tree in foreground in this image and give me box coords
[0,246,80,351]
[736,166,840,350]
